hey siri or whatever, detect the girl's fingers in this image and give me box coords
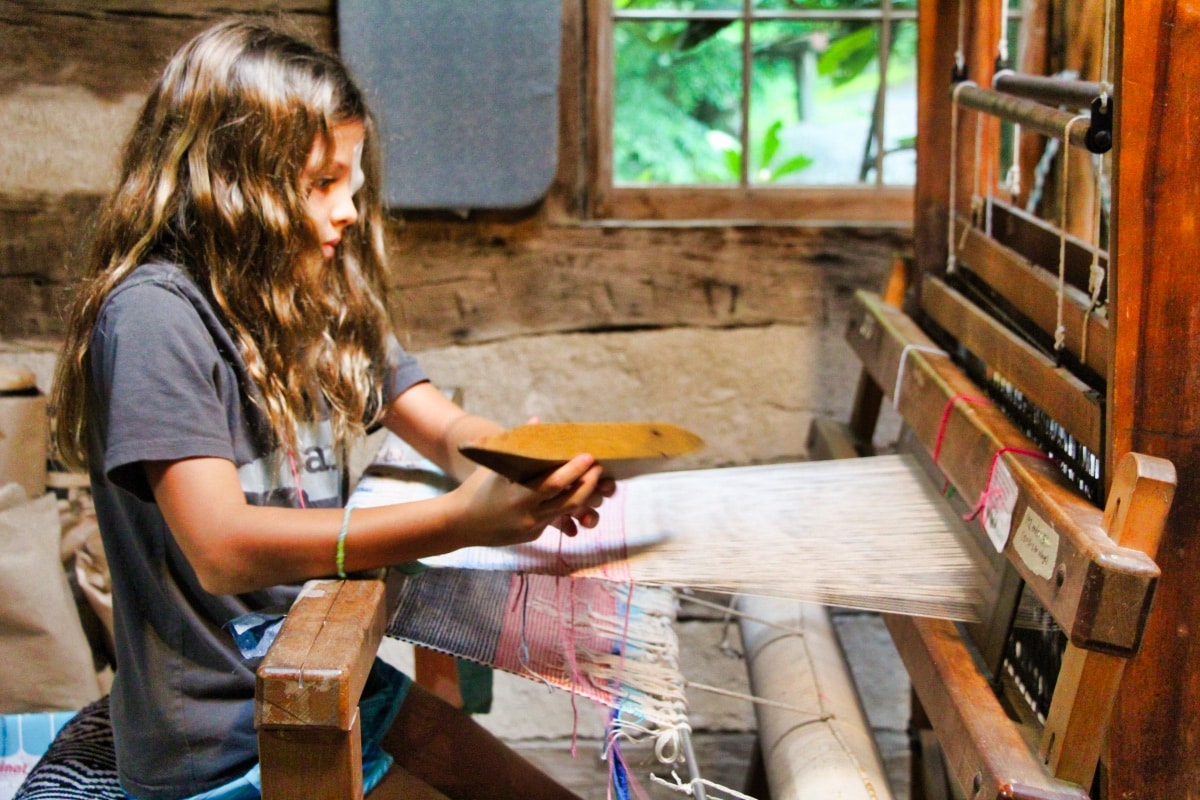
[556,514,579,537]
[533,454,598,498]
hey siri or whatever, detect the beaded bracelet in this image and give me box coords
[336,506,353,579]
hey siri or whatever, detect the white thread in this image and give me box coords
[1081,0,1115,362]
[1056,114,1090,354]
[955,0,966,75]
[1100,0,1114,112]
[650,771,759,800]
[688,681,832,720]
[678,592,807,637]
[998,1,1011,65]
[948,81,977,273]
[893,344,948,410]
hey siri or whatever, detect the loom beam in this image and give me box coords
[952,83,1104,152]
[885,614,1089,800]
[738,597,895,800]
[920,275,1103,456]
[846,290,1158,657]
[953,212,1110,379]
[255,577,387,800]
[992,72,1107,110]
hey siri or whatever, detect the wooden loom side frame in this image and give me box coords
[1105,3,1200,796]
[847,289,1158,656]
[912,0,1200,795]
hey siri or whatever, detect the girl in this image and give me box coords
[51,19,608,800]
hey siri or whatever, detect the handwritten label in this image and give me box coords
[982,457,1019,552]
[1012,506,1059,580]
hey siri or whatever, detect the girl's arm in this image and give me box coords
[379,380,506,483]
[145,448,603,595]
[380,381,617,533]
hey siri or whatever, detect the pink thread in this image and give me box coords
[556,575,582,756]
[965,446,1049,522]
[287,451,308,509]
[931,394,988,496]
[932,393,990,464]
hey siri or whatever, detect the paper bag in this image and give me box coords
[0,485,102,714]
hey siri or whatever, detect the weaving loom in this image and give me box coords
[345,423,982,773]
[803,1,1191,798]
[249,418,974,799]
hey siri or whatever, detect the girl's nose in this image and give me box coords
[332,187,358,229]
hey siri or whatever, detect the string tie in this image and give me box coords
[965,446,1049,522]
[932,393,990,464]
[893,344,948,409]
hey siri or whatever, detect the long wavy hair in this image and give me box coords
[53,19,392,469]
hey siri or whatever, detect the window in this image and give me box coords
[588,0,919,222]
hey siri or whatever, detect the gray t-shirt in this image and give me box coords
[86,261,426,799]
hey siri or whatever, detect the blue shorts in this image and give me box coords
[148,660,412,800]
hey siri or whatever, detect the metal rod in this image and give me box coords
[679,726,708,800]
[993,71,1108,109]
[952,83,1095,150]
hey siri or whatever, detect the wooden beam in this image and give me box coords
[258,716,364,800]
[886,614,1089,800]
[847,290,1157,656]
[913,0,965,278]
[920,275,1103,455]
[955,215,1109,377]
[256,578,385,800]
[0,2,332,100]
[256,578,385,729]
[1106,2,1200,794]
[988,200,1106,299]
[1039,453,1174,788]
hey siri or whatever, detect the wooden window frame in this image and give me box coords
[585,0,917,224]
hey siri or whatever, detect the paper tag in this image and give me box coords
[1012,506,1059,580]
[981,457,1019,552]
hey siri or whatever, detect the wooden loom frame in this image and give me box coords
[812,1,1197,798]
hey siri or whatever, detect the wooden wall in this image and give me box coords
[0,1,910,467]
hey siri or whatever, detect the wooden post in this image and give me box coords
[256,579,386,800]
[1106,4,1200,797]
[1039,453,1175,788]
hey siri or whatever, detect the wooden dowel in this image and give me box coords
[993,72,1107,109]
[952,83,1096,150]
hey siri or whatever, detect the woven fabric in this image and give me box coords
[386,569,685,730]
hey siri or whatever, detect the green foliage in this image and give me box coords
[710,120,814,183]
[612,3,914,185]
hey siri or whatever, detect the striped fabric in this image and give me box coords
[13,696,122,800]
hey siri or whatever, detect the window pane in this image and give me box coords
[754,0,885,11]
[616,0,742,11]
[613,19,744,185]
[879,19,917,184]
[749,21,882,185]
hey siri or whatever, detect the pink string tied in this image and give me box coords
[932,393,990,495]
[964,446,1050,522]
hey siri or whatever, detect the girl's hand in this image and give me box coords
[448,453,609,548]
[554,473,617,536]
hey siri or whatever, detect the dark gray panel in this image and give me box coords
[338,1,561,210]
